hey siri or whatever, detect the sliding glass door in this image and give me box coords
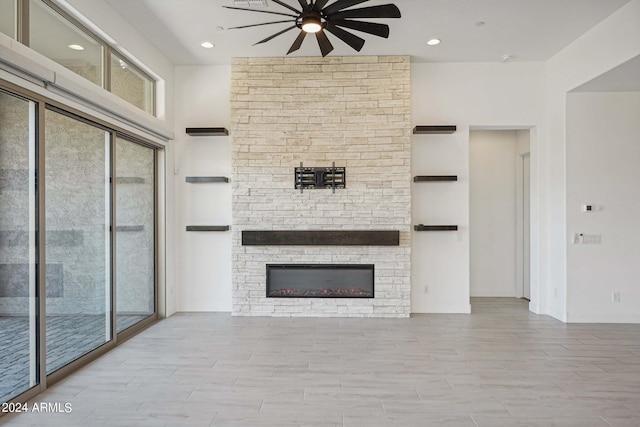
[0,83,159,405]
[44,109,112,374]
[115,138,155,333]
[0,90,39,403]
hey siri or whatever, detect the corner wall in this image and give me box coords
[566,91,640,322]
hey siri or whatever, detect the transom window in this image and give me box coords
[1,0,156,115]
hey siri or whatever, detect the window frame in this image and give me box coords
[109,50,157,116]
[12,0,156,116]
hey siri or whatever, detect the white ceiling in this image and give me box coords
[105,0,632,66]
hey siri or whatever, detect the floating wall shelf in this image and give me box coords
[185,127,229,136]
[414,225,458,231]
[187,225,231,231]
[413,175,458,182]
[185,176,229,183]
[186,225,230,232]
[413,125,457,134]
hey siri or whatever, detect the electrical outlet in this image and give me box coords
[612,292,621,303]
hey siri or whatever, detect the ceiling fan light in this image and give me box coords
[301,16,322,33]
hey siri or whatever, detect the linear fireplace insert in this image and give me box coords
[266,264,374,298]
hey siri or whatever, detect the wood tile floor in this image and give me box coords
[0,314,152,404]
[2,298,640,426]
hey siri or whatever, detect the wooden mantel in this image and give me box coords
[241,230,400,246]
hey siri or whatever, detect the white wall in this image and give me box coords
[174,66,232,312]
[542,0,640,321]
[411,62,545,313]
[566,91,640,322]
[411,130,469,313]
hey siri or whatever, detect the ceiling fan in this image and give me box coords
[223,0,401,57]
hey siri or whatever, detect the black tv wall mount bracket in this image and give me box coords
[295,162,346,194]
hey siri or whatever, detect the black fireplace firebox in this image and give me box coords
[266,264,374,298]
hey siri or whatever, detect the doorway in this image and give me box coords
[470,129,531,300]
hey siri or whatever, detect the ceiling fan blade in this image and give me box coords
[255,25,298,45]
[223,6,297,18]
[330,4,401,19]
[316,30,334,57]
[324,22,365,52]
[287,30,307,54]
[229,20,295,30]
[271,0,302,14]
[322,0,369,15]
[298,0,308,9]
[313,0,331,11]
[331,19,389,38]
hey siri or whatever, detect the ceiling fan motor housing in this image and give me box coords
[299,10,325,32]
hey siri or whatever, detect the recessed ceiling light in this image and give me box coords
[201,41,215,49]
[427,38,441,46]
[68,44,84,51]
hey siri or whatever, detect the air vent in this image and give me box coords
[232,0,268,7]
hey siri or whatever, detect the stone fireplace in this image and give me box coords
[230,56,411,317]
